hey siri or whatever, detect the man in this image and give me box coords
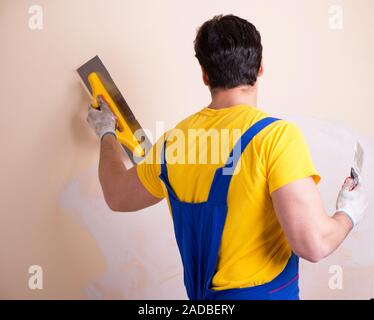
[86,15,368,299]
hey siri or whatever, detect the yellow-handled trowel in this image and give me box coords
[77,56,151,164]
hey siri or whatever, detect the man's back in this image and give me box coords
[137,104,320,290]
[89,14,368,299]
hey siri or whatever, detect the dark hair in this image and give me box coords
[194,14,263,90]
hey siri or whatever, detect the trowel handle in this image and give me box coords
[115,129,144,157]
[344,174,357,192]
[87,72,144,157]
[350,168,359,190]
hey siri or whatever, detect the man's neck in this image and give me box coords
[207,84,258,110]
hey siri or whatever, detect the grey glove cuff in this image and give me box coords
[100,131,117,142]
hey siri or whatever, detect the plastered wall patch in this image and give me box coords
[59,165,186,299]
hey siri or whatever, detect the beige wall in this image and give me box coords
[0,0,373,299]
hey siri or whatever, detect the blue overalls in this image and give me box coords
[159,117,300,300]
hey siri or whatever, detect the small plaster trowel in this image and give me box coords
[350,141,364,189]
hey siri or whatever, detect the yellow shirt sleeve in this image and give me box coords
[136,135,166,199]
[262,121,321,195]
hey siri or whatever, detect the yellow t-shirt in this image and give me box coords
[136,104,321,290]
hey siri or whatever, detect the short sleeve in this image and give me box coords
[263,121,321,195]
[136,135,166,199]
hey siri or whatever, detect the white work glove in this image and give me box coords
[335,177,368,227]
[86,95,116,140]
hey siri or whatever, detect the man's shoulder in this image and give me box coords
[253,118,307,154]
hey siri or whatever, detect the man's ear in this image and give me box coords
[202,67,209,86]
[258,60,264,77]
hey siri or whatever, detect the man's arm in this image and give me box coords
[86,95,163,212]
[99,134,162,212]
[271,177,368,263]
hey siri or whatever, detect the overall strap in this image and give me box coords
[208,117,280,203]
[159,138,179,200]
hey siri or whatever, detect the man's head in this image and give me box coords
[194,14,263,91]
